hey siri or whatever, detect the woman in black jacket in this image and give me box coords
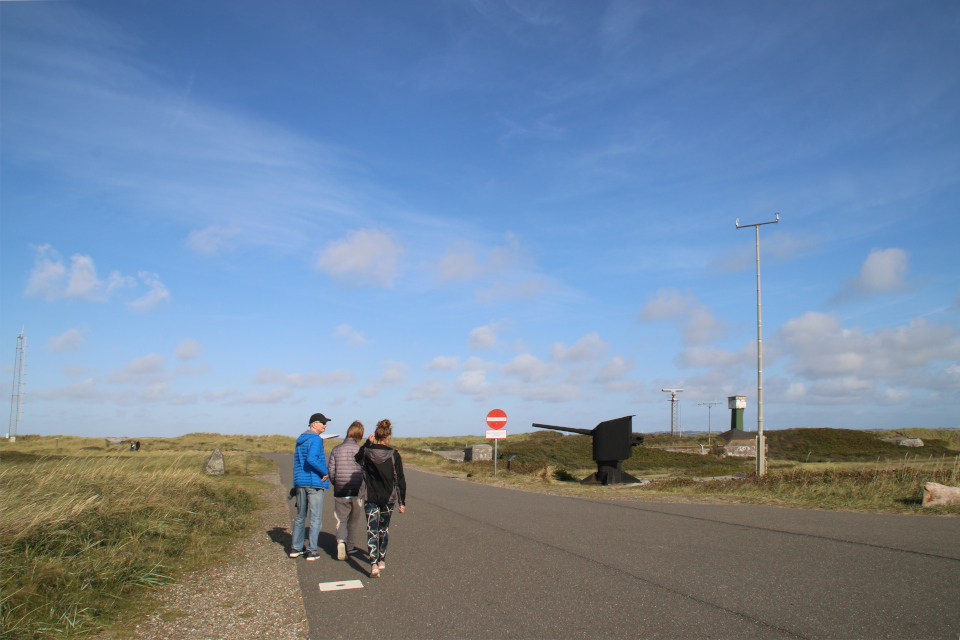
[355,419,406,578]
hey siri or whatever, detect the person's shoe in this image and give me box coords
[370,565,380,578]
[337,541,346,561]
[288,549,304,558]
[305,551,321,561]
[347,547,363,557]
[377,561,386,570]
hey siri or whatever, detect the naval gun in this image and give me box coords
[531,415,644,485]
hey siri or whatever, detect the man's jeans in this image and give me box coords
[291,487,324,553]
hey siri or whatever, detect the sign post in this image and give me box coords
[486,409,507,475]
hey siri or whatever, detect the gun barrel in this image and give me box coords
[532,423,594,436]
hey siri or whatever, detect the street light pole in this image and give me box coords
[698,401,721,446]
[736,212,779,476]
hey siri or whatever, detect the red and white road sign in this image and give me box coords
[486,429,507,439]
[486,409,507,429]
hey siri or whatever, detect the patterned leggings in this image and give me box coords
[364,503,394,563]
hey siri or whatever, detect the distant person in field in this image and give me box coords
[290,413,331,561]
[135,440,141,451]
[355,418,406,578]
[328,420,366,561]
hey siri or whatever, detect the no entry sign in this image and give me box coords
[486,409,507,429]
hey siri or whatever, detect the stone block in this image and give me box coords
[204,448,225,475]
[464,444,493,461]
[922,482,960,507]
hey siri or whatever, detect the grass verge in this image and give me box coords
[0,451,270,639]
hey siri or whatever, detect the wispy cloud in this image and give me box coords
[187,226,242,256]
[640,289,727,345]
[334,324,370,347]
[129,272,170,312]
[47,327,85,353]
[253,367,357,388]
[550,332,609,362]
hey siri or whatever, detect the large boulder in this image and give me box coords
[922,482,960,507]
[203,448,225,475]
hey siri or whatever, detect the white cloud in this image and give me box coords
[469,323,500,349]
[316,229,401,288]
[425,356,459,371]
[550,332,609,362]
[359,386,379,398]
[253,367,357,388]
[640,289,727,345]
[48,328,84,352]
[771,312,960,404]
[33,378,105,401]
[406,378,449,403]
[173,363,209,376]
[64,254,101,299]
[174,338,204,361]
[128,272,170,312]
[126,354,167,374]
[436,235,545,301]
[377,361,408,385]
[205,388,240,401]
[25,245,135,302]
[500,353,561,382]
[24,244,67,300]
[334,324,370,346]
[62,365,88,377]
[831,248,910,303]
[453,369,494,400]
[187,225,242,255]
[595,355,635,382]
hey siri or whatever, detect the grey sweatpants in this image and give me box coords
[333,496,365,548]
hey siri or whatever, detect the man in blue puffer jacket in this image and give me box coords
[290,412,331,560]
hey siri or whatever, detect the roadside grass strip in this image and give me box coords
[0,453,261,639]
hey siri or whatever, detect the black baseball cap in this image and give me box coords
[309,413,330,425]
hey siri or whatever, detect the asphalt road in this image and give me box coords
[263,453,960,639]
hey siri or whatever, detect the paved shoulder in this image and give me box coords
[267,456,960,640]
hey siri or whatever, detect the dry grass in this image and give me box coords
[0,452,266,639]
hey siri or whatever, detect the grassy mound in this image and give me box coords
[766,428,955,462]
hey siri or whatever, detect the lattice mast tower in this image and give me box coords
[8,330,27,441]
[661,389,683,438]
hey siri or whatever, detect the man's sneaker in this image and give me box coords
[288,549,304,558]
[370,565,380,578]
[337,541,346,561]
[347,547,363,557]
[305,551,321,561]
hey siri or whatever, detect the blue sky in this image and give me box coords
[2,0,958,439]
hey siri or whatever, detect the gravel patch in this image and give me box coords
[97,471,308,640]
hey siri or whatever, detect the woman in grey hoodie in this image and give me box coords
[355,419,406,578]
